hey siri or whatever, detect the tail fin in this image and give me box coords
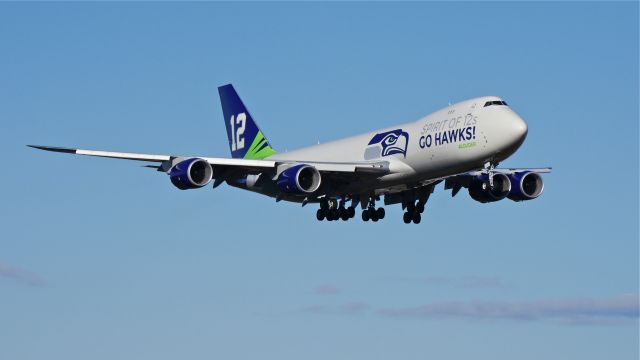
[218,84,277,159]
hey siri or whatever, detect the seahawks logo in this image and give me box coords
[364,129,409,159]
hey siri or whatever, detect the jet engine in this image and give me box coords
[276,164,321,194]
[468,173,512,203]
[507,172,544,201]
[169,158,213,190]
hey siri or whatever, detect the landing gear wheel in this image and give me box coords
[340,207,349,221]
[376,207,385,219]
[316,209,325,221]
[403,212,412,224]
[329,209,339,221]
[348,207,355,218]
[412,212,421,224]
[362,210,370,221]
[368,207,378,222]
[365,207,378,221]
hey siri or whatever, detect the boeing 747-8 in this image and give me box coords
[31,84,551,224]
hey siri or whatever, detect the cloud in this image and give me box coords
[313,284,341,295]
[378,294,639,325]
[303,302,369,315]
[303,294,639,326]
[419,275,508,289]
[0,262,45,286]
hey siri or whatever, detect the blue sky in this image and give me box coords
[1,2,638,359]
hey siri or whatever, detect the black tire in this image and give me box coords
[362,210,370,221]
[348,207,355,218]
[413,212,421,224]
[330,209,339,221]
[316,209,325,221]
[376,207,385,219]
[341,212,349,221]
[403,212,412,224]
[368,209,378,221]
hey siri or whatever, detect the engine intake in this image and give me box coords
[169,158,213,190]
[276,164,321,194]
[508,172,544,201]
[469,173,511,203]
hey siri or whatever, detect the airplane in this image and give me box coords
[30,84,551,224]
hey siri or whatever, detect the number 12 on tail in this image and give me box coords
[230,113,246,151]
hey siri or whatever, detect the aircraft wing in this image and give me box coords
[380,166,552,205]
[442,167,552,197]
[28,145,389,175]
[466,167,552,175]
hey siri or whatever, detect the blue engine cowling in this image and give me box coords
[169,158,213,190]
[276,164,321,194]
[507,172,544,201]
[468,173,512,203]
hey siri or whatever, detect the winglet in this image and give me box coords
[28,145,170,162]
[28,145,77,154]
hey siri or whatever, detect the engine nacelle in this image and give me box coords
[169,158,213,190]
[469,173,512,203]
[276,164,321,194]
[507,172,544,201]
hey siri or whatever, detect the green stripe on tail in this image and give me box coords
[243,131,277,160]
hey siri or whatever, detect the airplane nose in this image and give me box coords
[512,115,528,142]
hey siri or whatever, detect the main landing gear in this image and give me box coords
[316,198,356,221]
[315,197,385,223]
[402,199,426,224]
[314,192,430,224]
[361,198,385,222]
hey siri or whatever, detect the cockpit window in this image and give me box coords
[484,100,508,107]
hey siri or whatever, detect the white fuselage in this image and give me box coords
[267,96,528,195]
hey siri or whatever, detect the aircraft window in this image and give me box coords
[484,100,508,107]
